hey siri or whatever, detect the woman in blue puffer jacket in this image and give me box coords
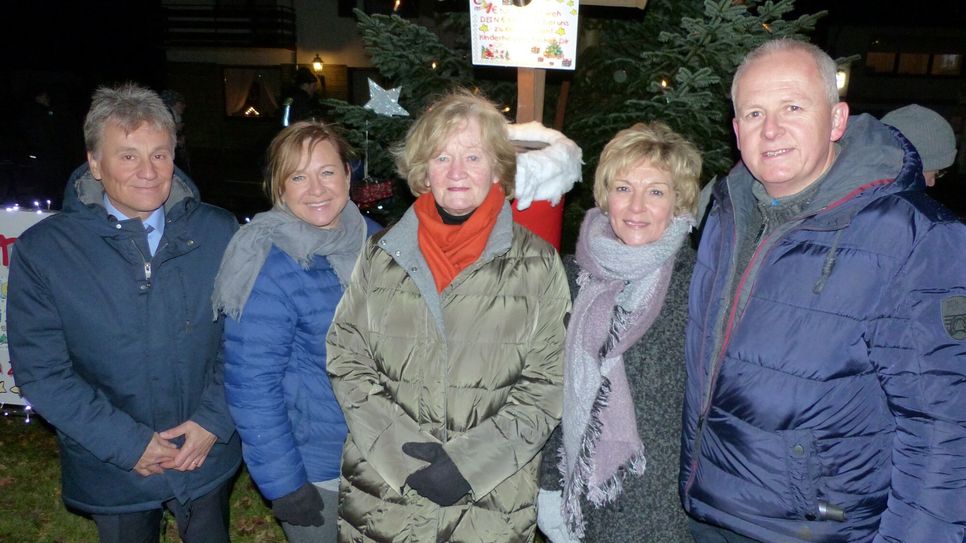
[212,121,379,542]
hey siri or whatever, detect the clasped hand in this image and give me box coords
[133,421,217,477]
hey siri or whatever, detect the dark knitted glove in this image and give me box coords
[402,442,471,506]
[271,483,324,526]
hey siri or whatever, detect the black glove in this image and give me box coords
[271,483,324,526]
[402,442,471,506]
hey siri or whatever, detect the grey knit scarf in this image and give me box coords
[211,202,366,320]
[560,208,693,538]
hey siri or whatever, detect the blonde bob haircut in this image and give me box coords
[593,121,701,217]
[264,120,354,206]
[393,89,516,200]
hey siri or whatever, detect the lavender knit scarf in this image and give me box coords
[560,208,693,538]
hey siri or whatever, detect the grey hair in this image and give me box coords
[84,83,176,155]
[731,38,839,109]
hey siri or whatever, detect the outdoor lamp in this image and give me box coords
[312,54,324,75]
[836,66,849,97]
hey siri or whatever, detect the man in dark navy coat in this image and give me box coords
[682,39,966,543]
[8,83,241,543]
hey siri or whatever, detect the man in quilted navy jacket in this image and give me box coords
[682,39,966,543]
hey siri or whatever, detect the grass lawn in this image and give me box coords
[0,410,283,542]
[1,409,548,542]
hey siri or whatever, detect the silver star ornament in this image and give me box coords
[363,79,409,117]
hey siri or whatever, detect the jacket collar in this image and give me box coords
[380,200,514,268]
[376,200,514,334]
[718,113,919,232]
[62,164,199,228]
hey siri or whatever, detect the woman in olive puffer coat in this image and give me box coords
[326,90,570,543]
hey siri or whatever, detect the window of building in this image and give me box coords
[223,67,282,118]
[897,53,930,75]
[931,53,962,76]
[866,52,896,73]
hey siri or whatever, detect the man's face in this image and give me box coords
[732,49,849,198]
[88,121,174,221]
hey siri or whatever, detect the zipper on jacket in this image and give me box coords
[685,243,761,495]
[130,239,152,283]
[685,207,849,498]
[685,221,781,496]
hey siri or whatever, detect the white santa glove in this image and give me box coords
[537,488,581,543]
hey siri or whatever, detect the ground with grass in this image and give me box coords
[0,410,548,542]
[0,411,284,542]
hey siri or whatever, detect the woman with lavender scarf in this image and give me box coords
[537,122,701,542]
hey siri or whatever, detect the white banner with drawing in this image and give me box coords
[1,210,54,407]
[470,0,580,70]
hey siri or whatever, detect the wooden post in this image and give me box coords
[553,79,571,131]
[516,67,546,124]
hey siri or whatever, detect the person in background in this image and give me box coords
[881,103,957,187]
[282,67,323,126]
[7,83,241,543]
[213,120,380,542]
[537,121,700,543]
[326,89,570,542]
[682,38,966,542]
[160,89,192,176]
[15,83,72,207]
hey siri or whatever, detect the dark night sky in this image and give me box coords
[795,0,966,26]
[794,0,966,45]
[3,0,962,85]
[1,1,165,80]
[1,0,962,127]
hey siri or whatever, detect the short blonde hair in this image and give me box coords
[593,122,701,217]
[264,120,354,205]
[393,89,516,199]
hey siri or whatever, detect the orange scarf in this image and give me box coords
[415,184,505,292]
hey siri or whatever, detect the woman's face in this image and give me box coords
[607,160,676,246]
[427,116,499,217]
[281,138,350,229]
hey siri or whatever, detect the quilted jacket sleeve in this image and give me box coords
[326,244,441,494]
[185,212,239,443]
[223,262,306,501]
[870,220,966,543]
[8,235,154,471]
[444,250,570,499]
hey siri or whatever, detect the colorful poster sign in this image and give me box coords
[0,209,53,407]
[470,0,579,70]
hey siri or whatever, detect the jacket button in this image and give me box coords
[186,240,195,246]
[380,240,387,246]
[115,224,122,229]
[410,266,417,272]
[792,444,805,457]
